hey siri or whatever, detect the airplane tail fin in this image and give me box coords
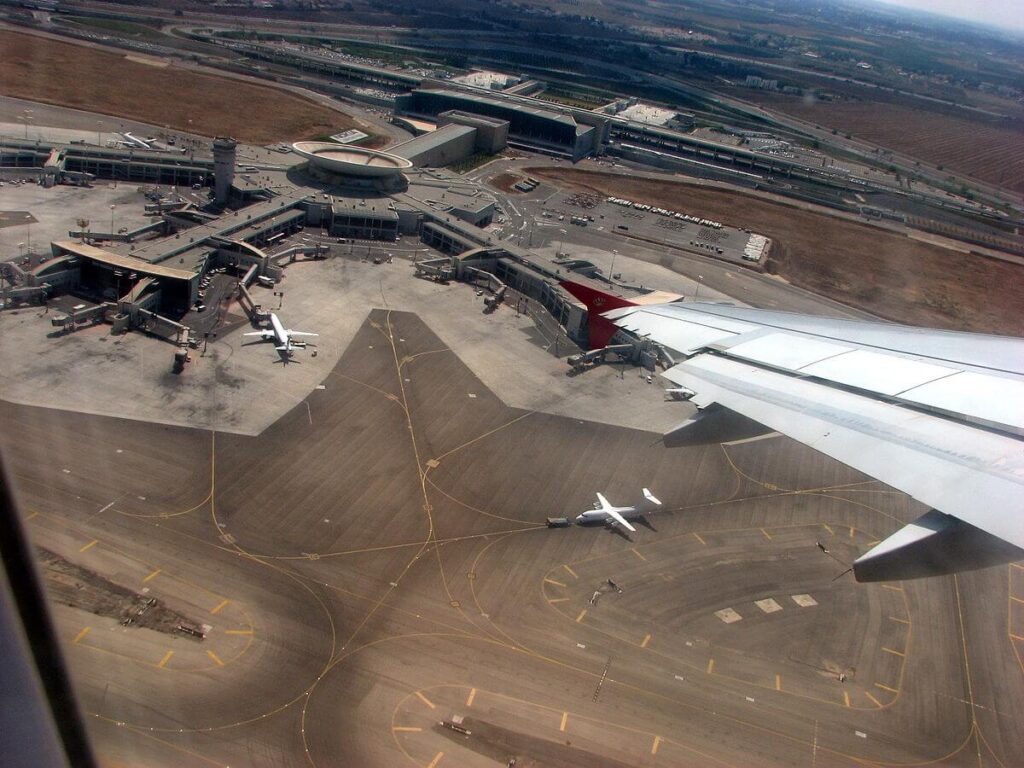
[642,488,662,507]
[559,280,636,350]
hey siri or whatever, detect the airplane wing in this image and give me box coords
[289,332,318,337]
[242,331,267,337]
[595,492,614,511]
[561,281,1024,581]
[605,507,637,533]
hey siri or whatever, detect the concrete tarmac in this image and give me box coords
[3,308,1021,767]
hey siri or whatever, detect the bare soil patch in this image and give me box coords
[0,30,368,144]
[491,171,527,193]
[530,167,1024,335]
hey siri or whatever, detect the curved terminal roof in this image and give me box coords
[292,142,412,178]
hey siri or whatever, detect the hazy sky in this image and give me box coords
[873,0,1024,32]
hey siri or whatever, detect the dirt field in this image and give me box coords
[0,30,367,143]
[530,167,1024,335]
[491,171,527,193]
[750,94,1024,193]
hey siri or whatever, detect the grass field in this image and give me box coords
[751,94,1024,193]
[0,30,370,144]
[530,167,1024,335]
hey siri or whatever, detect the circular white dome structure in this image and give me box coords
[292,142,412,179]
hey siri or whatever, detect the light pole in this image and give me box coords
[556,228,566,258]
[18,109,32,139]
[610,249,618,281]
[696,274,704,299]
[25,215,32,256]
[97,120,103,146]
[110,204,116,237]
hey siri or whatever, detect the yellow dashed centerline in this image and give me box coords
[426,752,444,768]
[224,629,253,635]
[559,711,568,732]
[392,726,422,733]
[73,627,91,644]
[888,616,910,624]
[548,597,569,604]
[1010,634,1024,642]
[158,651,174,669]
[25,510,39,521]
[575,609,587,623]
[466,688,476,707]
[641,633,651,648]
[775,674,782,691]
[693,532,706,546]
[706,658,715,674]
[843,690,851,707]
[881,584,903,592]
[562,564,578,579]
[206,650,224,667]
[544,578,566,587]
[416,691,435,709]
[143,568,161,583]
[875,682,898,693]
[1010,596,1024,604]
[210,599,230,615]
[79,539,99,553]
[760,528,772,541]
[882,647,905,657]
[849,527,856,538]
[864,690,883,707]
[822,524,835,535]
[631,548,647,562]
[651,735,662,755]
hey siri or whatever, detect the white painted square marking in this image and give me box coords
[715,608,742,624]
[745,696,755,703]
[855,731,867,739]
[468,393,477,398]
[674,675,685,681]
[792,594,818,607]
[755,598,783,614]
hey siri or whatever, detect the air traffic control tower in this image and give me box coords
[212,137,237,206]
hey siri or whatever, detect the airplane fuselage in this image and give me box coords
[270,312,289,348]
[576,506,642,526]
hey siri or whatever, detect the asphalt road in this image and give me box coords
[4,308,1021,767]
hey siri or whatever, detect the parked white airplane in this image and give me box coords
[561,279,1024,582]
[577,489,662,531]
[243,313,317,357]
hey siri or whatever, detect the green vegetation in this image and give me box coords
[537,87,610,110]
[450,152,499,174]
